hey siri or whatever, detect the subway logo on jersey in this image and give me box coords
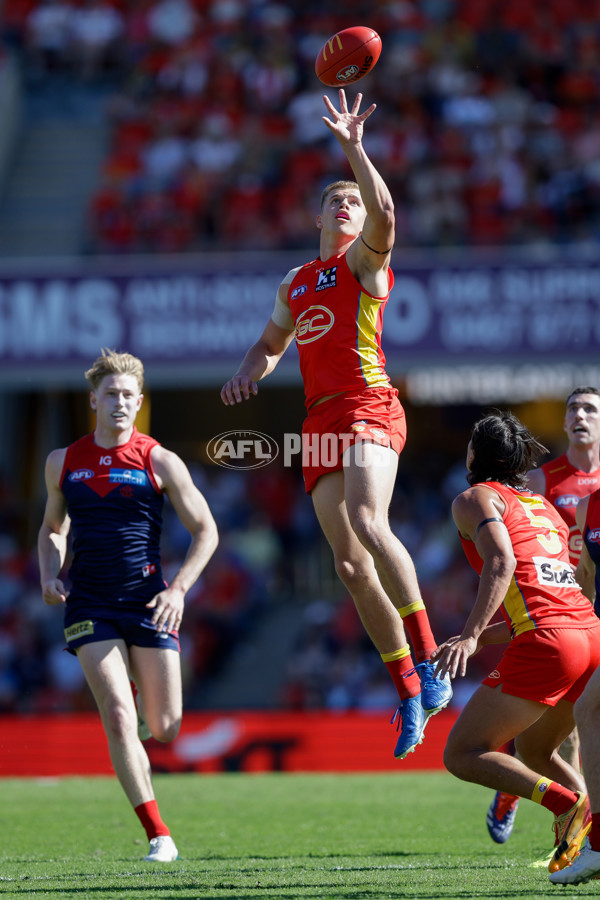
[532,556,577,587]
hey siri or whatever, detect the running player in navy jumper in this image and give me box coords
[38,349,218,862]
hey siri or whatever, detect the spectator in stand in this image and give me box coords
[188,114,242,178]
[147,0,198,47]
[69,0,124,81]
[24,0,72,76]
[142,124,188,187]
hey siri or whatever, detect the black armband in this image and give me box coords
[475,516,504,536]
[360,234,393,255]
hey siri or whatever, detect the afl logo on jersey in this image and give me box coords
[69,469,94,482]
[587,528,600,543]
[295,306,334,344]
[555,494,579,508]
[290,284,307,300]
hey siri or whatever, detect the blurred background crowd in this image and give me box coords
[1,0,600,254]
[0,0,595,716]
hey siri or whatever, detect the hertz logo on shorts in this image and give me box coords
[65,620,95,642]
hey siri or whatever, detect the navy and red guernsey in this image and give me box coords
[60,427,165,601]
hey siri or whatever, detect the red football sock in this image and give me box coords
[398,601,436,662]
[134,800,170,840]
[381,647,420,699]
[538,783,579,817]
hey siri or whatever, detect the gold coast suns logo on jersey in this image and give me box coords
[295,305,335,344]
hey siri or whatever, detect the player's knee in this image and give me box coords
[348,509,386,553]
[151,715,181,743]
[443,734,476,780]
[334,556,371,591]
[103,701,136,741]
[442,743,463,778]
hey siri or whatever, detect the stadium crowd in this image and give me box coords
[1,0,600,253]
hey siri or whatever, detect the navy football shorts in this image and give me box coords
[63,595,180,654]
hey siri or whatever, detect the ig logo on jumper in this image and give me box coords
[206,431,279,470]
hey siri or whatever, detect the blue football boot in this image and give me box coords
[391,694,428,759]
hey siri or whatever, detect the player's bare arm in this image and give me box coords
[525,465,546,495]
[148,446,219,634]
[220,271,297,406]
[575,495,596,601]
[434,487,515,679]
[38,448,71,605]
[322,90,394,287]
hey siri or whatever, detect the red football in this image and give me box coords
[315,26,382,88]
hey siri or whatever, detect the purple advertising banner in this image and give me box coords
[0,251,599,387]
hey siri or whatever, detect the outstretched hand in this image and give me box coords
[322,89,376,146]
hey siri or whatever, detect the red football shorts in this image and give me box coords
[301,385,407,494]
[482,623,600,706]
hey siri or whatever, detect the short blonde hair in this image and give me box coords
[320,180,361,210]
[85,349,144,392]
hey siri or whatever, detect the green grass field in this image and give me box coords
[0,772,594,899]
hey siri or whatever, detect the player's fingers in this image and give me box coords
[360,103,376,122]
[338,88,348,112]
[434,651,450,679]
[351,92,362,115]
[223,381,241,405]
[447,648,464,680]
[234,377,257,402]
[322,94,335,113]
